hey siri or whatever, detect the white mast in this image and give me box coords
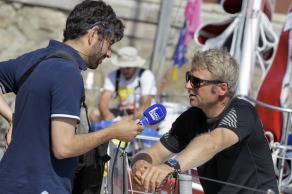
[236,0,263,96]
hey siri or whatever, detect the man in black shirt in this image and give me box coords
[131,48,279,194]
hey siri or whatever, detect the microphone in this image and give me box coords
[138,104,167,126]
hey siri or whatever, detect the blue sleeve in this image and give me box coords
[50,66,84,121]
[0,59,18,94]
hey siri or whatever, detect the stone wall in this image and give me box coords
[0,0,191,106]
[0,0,287,106]
[0,0,288,156]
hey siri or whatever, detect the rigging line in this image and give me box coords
[191,173,273,194]
[275,155,292,161]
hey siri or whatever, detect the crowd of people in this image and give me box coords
[0,0,279,194]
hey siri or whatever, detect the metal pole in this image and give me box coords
[236,0,263,96]
[150,0,174,85]
[179,174,192,194]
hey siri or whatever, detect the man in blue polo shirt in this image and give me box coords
[0,0,144,193]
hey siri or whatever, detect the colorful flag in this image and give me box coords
[184,0,202,45]
[173,21,188,69]
[172,0,202,81]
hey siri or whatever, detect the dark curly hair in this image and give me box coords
[63,0,124,43]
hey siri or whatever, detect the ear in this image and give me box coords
[218,83,228,95]
[87,26,99,46]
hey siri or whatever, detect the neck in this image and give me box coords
[204,97,231,119]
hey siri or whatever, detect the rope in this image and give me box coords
[154,171,178,194]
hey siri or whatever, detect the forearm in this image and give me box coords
[98,96,115,120]
[52,117,143,159]
[131,142,173,169]
[99,106,114,120]
[0,94,13,124]
[175,128,237,172]
[136,95,152,118]
[53,124,116,159]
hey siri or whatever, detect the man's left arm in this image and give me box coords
[139,127,239,192]
[175,127,239,171]
[135,95,152,119]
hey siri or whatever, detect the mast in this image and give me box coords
[236,0,264,96]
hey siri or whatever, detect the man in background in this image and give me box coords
[96,46,157,121]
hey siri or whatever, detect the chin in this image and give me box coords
[189,100,198,107]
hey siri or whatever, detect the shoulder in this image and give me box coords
[176,107,204,122]
[221,98,257,124]
[139,68,155,79]
[140,68,153,75]
[229,98,256,113]
[106,70,119,80]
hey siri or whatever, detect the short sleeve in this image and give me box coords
[140,69,157,96]
[218,105,255,141]
[103,71,116,92]
[0,59,18,94]
[50,67,84,121]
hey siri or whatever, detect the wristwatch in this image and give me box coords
[164,159,181,178]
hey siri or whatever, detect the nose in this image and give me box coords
[106,49,112,58]
[185,80,192,89]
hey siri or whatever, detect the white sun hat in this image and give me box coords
[110,46,146,68]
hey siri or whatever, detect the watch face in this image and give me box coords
[166,159,179,168]
[165,159,181,178]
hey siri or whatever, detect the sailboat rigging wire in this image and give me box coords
[191,173,274,194]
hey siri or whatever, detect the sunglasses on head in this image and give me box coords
[185,71,224,88]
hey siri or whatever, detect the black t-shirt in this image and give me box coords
[160,98,279,194]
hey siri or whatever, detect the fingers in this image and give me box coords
[147,169,161,192]
[4,138,9,152]
[133,163,148,188]
[134,165,174,193]
[133,175,142,187]
[140,166,158,192]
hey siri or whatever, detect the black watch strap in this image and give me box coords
[165,159,181,178]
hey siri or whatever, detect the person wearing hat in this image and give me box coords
[97,46,157,121]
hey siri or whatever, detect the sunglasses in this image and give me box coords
[185,71,224,88]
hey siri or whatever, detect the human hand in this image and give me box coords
[112,117,144,142]
[104,112,115,121]
[4,124,12,152]
[136,164,174,193]
[132,160,151,187]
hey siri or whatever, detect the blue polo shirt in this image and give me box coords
[0,40,87,194]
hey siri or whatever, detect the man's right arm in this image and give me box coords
[51,117,144,159]
[131,141,174,174]
[0,93,13,151]
[98,90,115,120]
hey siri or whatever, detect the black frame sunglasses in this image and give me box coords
[185,71,224,88]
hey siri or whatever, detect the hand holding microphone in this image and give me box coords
[138,104,167,126]
[111,104,167,142]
